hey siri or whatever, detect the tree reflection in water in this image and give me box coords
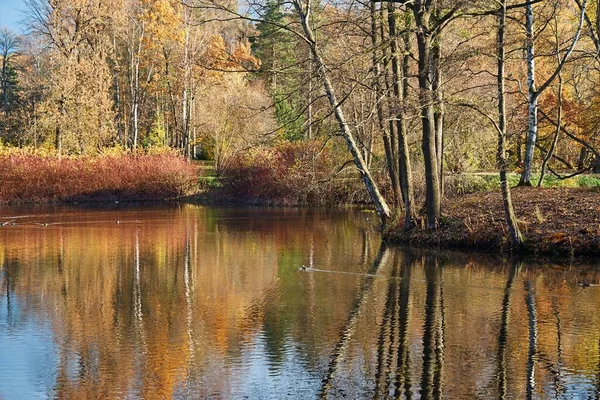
[0,205,600,399]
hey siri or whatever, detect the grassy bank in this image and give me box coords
[0,150,197,204]
[384,187,600,256]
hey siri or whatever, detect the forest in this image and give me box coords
[1,0,600,252]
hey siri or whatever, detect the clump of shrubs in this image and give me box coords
[218,141,372,206]
[0,148,198,203]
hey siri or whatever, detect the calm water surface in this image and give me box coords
[1,204,600,399]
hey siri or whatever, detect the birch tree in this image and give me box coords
[293,0,392,224]
[519,0,587,186]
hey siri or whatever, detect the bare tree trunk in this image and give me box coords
[182,5,192,160]
[371,0,400,208]
[519,1,538,186]
[415,11,441,228]
[577,147,587,170]
[380,4,399,187]
[0,30,16,117]
[538,74,562,186]
[54,125,62,154]
[112,34,124,144]
[388,9,417,227]
[1,53,8,116]
[295,0,391,225]
[307,57,313,140]
[432,33,444,197]
[498,0,523,248]
[539,17,565,187]
[399,18,416,227]
[129,22,144,149]
[55,95,65,155]
[190,91,196,158]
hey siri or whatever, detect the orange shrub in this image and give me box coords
[0,151,198,203]
[219,141,372,205]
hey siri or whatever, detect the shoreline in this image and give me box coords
[1,187,599,258]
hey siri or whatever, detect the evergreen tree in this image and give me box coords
[251,0,304,141]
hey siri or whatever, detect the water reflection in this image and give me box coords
[1,205,600,399]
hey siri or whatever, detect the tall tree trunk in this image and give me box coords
[577,147,587,170]
[380,4,399,179]
[307,57,313,140]
[182,6,192,160]
[112,34,124,145]
[55,95,65,155]
[539,17,566,186]
[129,22,144,150]
[1,54,8,116]
[498,0,524,248]
[399,17,416,227]
[538,73,562,186]
[371,0,400,208]
[295,0,392,225]
[432,37,444,197]
[164,56,180,148]
[414,8,441,228]
[389,9,416,226]
[520,1,538,186]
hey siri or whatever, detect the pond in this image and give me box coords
[0,204,599,399]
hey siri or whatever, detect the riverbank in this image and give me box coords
[384,187,600,256]
[2,150,599,257]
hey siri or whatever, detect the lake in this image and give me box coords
[0,204,599,399]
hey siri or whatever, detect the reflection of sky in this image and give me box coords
[0,0,27,33]
[0,292,58,400]
[232,333,321,399]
